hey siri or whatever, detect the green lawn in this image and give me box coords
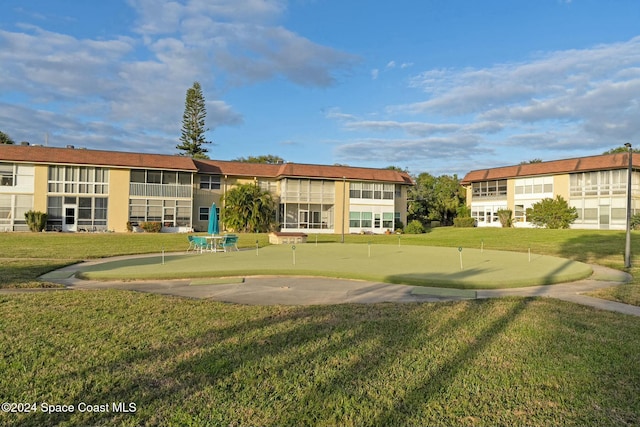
[1,291,639,426]
[1,229,640,425]
[75,244,593,289]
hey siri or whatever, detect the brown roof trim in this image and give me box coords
[0,144,198,171]
[1,145,413,184]
[195,159,414,184]
[461,153,640,184]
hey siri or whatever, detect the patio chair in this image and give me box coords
[193,236,210,252]
[219,234,239,252]
[186,235,197,252]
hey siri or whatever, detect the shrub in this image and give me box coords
[631,213,640,230]
[526,196,578,229]
[454,217,476,227]
[497,209,513,228]
[24,210,48,232]
[140,221,162,233]
[457,204,471,218]
[405,220,426,234]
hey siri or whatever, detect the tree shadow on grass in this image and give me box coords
[557,231,628,264]
[12,293,547,426]
[0,259,72,288]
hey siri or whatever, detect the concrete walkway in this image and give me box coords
[5,254,639,316]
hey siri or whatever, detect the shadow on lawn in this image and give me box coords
[385,267,493,289]
[20,296,549,426]
[0,259,72,288]
[557,231,628,264]
[385,258,589,289]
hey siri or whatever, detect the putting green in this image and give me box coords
[75,243,593,289]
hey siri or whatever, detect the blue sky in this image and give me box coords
[1,1,640,176]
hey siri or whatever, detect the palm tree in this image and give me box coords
[221,184,276,232]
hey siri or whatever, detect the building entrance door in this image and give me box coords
[163,207,175,227]
[63,205,77,232]
[298,210,309,228]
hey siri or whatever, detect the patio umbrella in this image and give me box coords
[208,202,219,235]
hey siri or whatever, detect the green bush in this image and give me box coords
[526,196,578,229]
[405,220,426,234]
[457,204,471,217]
[140,222,162,233]
[453,217,476,227]
[631,213,640,230]
[24,210,48,232]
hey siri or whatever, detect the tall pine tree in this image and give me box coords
[177,82,211,159]
[0,131,15,144]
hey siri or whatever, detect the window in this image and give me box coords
[373,184,383,199]
[516,177,553,196]
[199,207,209,221]
[48,166,108,194]
[611,208,626,221]
[200,175,221,190]
[383,184,394,200]
[584,208,598,220]
[162,171,177,185]
[259,180,277,193]
[131,170,146,183]
[362,183,373,199]
[514,204,525,222]
[176,206,191,227]
[0,163,15,186]
[78,197,92,220]
[382,212,394,228]
[14,195,32,230]
[362,212,372,227]
[349,212,360,227]
[94,198,107,222]
[350,211,377,228]
[129,199,190,227]
[350,182,361,198]
[147,200,162,221]
[147,170,162,184]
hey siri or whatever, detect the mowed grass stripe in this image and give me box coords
[75,243,592,289]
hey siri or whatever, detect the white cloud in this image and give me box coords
[129,0,358,87]
[334,134,489,174]
[0,0,357,152]
[329,36,640,170]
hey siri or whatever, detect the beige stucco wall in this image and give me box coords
[554,174,570,199]
[506,179,516,210]
[108,169,131,232]
[334,180,349,236]
[193,188,221,232]
[33,165,48,212]
[465,185,473,207]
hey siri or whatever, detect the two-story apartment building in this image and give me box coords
[0,144,412,234]
[461,152,640,230]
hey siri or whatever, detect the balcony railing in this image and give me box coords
[130,183,192,198]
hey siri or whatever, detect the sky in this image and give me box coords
[2,1,640,177]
